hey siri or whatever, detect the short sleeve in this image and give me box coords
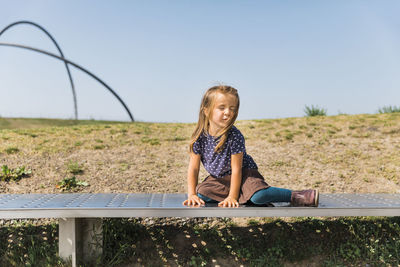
[192,139,201,154]
[230,128,246,155]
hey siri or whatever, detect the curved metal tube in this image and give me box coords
[0,21,78,119]
[0,42,134,122]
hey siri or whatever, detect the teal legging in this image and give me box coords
[198,186,292,204]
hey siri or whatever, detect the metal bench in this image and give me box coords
[1,193,400,266]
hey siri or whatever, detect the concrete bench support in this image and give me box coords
[59,218,102,267]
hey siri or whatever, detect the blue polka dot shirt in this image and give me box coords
[193,126,258,178]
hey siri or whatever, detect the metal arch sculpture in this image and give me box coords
[0,42,134,122]
[0,21,78,120]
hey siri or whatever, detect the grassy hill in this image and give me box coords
[0,117,128,130]
[1,114,400,266]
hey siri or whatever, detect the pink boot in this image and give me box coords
[291,189,319,207]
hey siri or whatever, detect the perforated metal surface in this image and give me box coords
[1,193,400,219]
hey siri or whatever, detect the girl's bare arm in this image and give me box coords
[183,152,205,206]
[219,152,243,207]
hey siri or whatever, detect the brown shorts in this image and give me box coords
[196,168,270,204]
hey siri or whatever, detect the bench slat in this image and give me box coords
[1,193,400,218]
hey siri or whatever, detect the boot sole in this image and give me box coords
[314,189,319,207]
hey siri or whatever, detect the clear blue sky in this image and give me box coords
[1,1,400,122]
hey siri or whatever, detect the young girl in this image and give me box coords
[183,85,318,208]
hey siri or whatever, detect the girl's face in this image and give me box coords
[207,92,238,135]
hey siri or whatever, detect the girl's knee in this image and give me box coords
[249,190,265,205]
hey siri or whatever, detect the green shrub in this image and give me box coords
[66,161,84,175]
[378,106,400,114]
[5,147,19,154]
[74,141,83,147]
[304,105,327,117]
[141,137,160,145]
[0,165,31,182]
[285,132,294,140]
[56,176,89,191]
[0,221,62,266]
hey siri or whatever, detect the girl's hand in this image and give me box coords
[183,194,205,206]
[218,196,239,208]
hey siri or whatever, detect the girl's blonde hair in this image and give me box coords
[190,85,240,153]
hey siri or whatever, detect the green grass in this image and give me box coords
[0,165,31,182]
[304,105,327,117]
[4,147,20,154]
[1,217,400,266]
[378,106,400,114]
[56,176,89,192]
[66,161,84,175]
[0,220,63,266]
[0,117,129,130]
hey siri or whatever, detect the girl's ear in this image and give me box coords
[203,107,208,117]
